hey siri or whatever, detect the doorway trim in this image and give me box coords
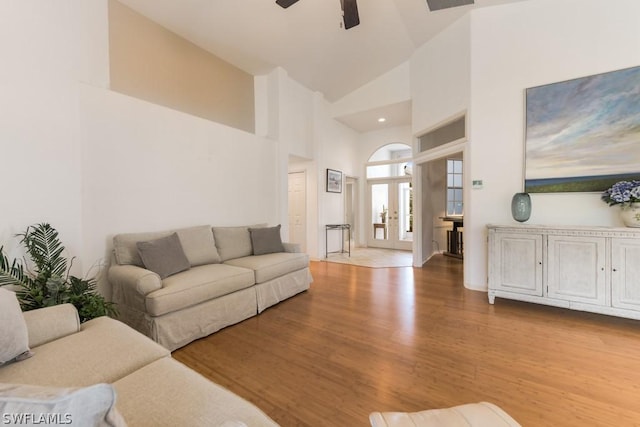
[413,141,467,267]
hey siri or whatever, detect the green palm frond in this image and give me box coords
[18,223,67,279]
[0,246,33,288]
[2,223,116,321]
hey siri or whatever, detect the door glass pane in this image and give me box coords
[446,159,463,216]
[371,184,388,240]
[453,160,463,174]
[398,182,413,242]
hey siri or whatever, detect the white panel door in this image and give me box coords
[288,172,306,252]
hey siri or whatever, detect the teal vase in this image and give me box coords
[511,193,531,222]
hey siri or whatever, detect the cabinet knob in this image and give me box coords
[613,268,617,272]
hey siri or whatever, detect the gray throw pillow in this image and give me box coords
[136,233,190,279]
[249,225,285,255]
[0,288,33,366]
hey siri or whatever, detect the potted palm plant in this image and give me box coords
[0,223,116,322]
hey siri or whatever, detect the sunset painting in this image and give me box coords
[525,66,640,193]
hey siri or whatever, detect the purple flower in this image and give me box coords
[602,180,640,206]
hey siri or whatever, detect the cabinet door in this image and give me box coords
[547,235,606,305]
[611,238,640,310]
[489,233,543,296]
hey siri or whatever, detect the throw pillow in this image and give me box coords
[249,225,285,255]
[0,288,33,366]
[0,383,127,427]
[136,233,190,279]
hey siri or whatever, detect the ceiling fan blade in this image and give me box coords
[426,0,474,12]
[276,0,300,8]
[341,0,360,29]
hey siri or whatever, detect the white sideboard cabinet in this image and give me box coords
[487,224,640,320]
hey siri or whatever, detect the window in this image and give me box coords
[447,159,463,216]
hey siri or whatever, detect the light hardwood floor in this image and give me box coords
[173,256,640,426]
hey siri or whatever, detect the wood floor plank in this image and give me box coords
[173,256,640,426]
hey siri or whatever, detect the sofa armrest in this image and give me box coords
[22,304,80,348]
[108,264,162,296]
[283,242,301,253]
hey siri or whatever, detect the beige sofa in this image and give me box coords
[108,225,312,351]
[0,302,279,426]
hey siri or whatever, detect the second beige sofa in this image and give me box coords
[108,224,312,351]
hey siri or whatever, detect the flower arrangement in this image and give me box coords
[601,180,640,206]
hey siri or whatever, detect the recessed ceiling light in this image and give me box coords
[378,117,386,123]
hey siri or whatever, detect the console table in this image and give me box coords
[487,224,640,321]
[325,224,351,258]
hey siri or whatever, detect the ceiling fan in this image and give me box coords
[276,0,360,30]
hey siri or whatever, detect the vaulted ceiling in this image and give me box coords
[117,0,528,130]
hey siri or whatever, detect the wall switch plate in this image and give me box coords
[472,179,483,189]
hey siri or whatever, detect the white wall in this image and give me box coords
[0,1,98,271]
[79,85,278,275]
[411,14,470,135]
[0,1,282,299]
[330,62,411,119]
[314,96,360,257]
[410,13,470,271]
[466,0,640,289]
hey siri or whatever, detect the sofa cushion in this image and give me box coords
[145,264,256,317]
[212,226,254,261]
[113,225,221,267]
[137,233,191,279]
[113,358,279,427]
[175,225,221,266]
[0,288,33,366]
[249,225,285,255]
[225,252,310,284]
[0,383,127,427]
[0,317,169,387]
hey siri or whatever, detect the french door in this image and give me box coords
[367,178,413,250]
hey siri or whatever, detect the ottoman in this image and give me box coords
[369,402,520,427]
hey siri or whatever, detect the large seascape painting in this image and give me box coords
[525,66,640,193]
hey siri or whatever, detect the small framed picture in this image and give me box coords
[326,169,343,193]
